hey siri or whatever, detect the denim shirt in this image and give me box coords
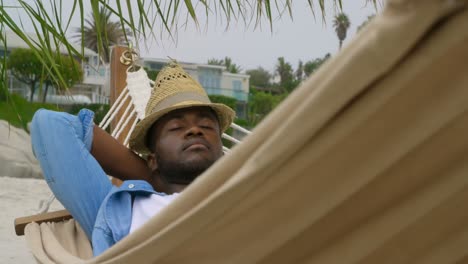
[31,108,167,256]
[92,180,167,256]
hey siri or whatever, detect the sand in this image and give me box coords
[0,176,64,264]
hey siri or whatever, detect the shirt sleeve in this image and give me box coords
[31,108,112,239]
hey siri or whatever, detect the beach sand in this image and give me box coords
[0,176,64,264]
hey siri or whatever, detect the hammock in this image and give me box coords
[20,0,468,262]
[13,48,250,233]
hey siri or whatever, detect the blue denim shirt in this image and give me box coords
[92,180,164,255]
[31,109,166,256]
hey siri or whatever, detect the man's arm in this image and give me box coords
[90,126,155,187]
[31,109,111,239]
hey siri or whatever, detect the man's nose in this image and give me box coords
[185,124,203,137]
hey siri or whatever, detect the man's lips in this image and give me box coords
[185,144,208,151]
[182,138,210,151]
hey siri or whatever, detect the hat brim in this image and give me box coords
[129,101,235,155]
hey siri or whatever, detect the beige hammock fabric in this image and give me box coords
[24,0,468,263]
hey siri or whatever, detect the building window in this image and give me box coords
[198,68,221,90]
[232,80,242,90]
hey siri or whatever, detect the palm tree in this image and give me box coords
[275,57,294,92]
[295,60,304,81]
[333,13,351,50]
[223,57,242,74]
[73,7,130,64]
[208,57,242,73]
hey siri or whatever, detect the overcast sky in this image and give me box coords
[138,1,380,72]
[7,1,381,72]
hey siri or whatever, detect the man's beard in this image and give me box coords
[156,153,216,184]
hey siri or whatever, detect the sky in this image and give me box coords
[6,1,381,73]
[139,1,380,72]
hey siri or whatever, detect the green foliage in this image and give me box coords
[208,94,237,110]
[7,49,83,103]
[42,54,83,102]
[207,58,224,66]
[208,95,246,145]
[0,74,7,102]
[0,85,6,101]
[234,118,249,127]
[246,67,271,88]
[55,55,83,89]
[0,43,7,102]
[208,57,242,74]
[304,53,330,77]
[275,57,294,93]
[295,60,304,81]
[144,68,159,81]
[7,48,43,102]
[0,93,59,130]
[357,15,375,32]
[247,90,286,126]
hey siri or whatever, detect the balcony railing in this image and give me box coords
[82,65,109,85]
[204,87,248,102]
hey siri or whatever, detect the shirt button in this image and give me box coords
[128,184,135,189]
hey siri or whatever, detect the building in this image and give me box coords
[143,58,250,119]
[2,33,250,119]
[2,31,109,104]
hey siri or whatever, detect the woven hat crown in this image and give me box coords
[146,62,209,116]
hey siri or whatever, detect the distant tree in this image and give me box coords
[357,15,375,32]
[248,91,286,126]
[224,57,242,74]
[208,94,239,146]
[295,60,304,81]
[207,58,224,66]
[0,64,7,101]
[0,88,6,101]
[7,48,43,102]
[73,7,130,63]
[275,57,294,92]
[333,13,351,49]
[0,85,6,101]
[246,67,271,88]
[0,70,9,102]
[42,55,83,102]
[144,68,160,82]
[208,57,242,74]
[208,94,237,110]
[304,53,331,77]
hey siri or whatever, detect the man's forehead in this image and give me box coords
[162,106,217,120]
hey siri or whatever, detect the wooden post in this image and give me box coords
[109,45,136,186]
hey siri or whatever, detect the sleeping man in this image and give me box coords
[31,62,235,255]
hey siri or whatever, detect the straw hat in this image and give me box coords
[129,62,235,154]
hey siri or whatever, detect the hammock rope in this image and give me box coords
[100,90,130,130]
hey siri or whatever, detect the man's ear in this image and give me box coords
[147,153,158,172]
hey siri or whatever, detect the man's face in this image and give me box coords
[148,106,223,184]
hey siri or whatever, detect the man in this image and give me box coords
[31,62,235,255]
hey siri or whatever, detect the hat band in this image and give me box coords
[149,91,211,115]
